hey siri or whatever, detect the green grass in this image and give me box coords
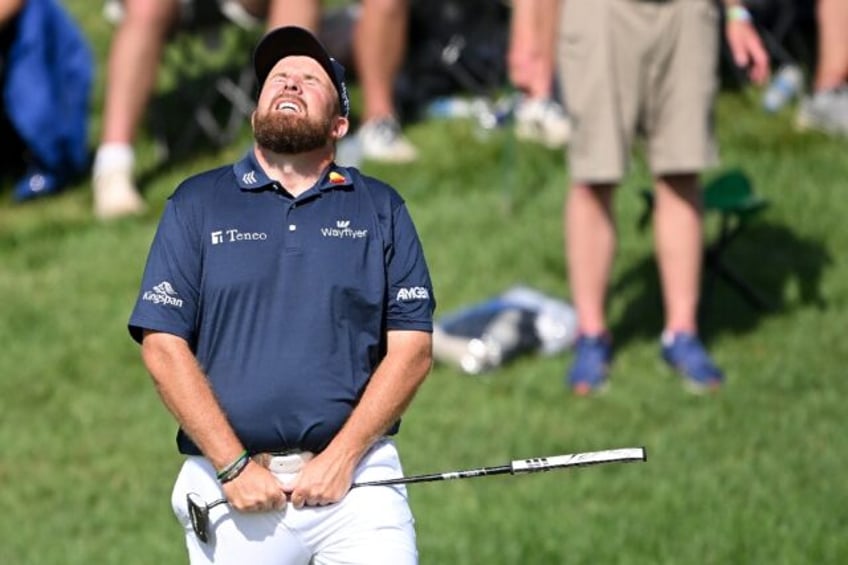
[1,3,847,564]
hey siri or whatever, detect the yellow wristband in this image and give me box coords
[727,5,752,23]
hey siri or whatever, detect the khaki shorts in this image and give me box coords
[558,0,720,183]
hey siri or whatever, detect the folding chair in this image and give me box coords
[639,169,771,314]
[699,169,771,311]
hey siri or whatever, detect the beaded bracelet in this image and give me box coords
[219,455,250,484]
[216,450,249,483]
[727,5,752,23]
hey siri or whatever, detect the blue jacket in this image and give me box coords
[3,0,93,176]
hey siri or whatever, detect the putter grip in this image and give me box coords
[511,447,646,473]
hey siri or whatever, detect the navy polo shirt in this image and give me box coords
[128,150,435,456]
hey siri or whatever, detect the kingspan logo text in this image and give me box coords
[321,220,368,239]
[142,281,184,308]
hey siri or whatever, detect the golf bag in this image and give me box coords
[433,286,578,375]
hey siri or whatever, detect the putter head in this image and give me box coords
[187,493,211,543]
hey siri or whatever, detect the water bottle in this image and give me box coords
[763,64,804,113]
[425,96,475,120]
[472,95,517,139]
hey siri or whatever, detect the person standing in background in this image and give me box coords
[558,0,768,395]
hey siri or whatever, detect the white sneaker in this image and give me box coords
[357,117,418,163]
[796,86,848,136]
[514,97,571,148]
[93,167,147,220]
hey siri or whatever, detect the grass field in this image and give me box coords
[1,3,847,564]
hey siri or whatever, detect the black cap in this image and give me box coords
[253,26,350,117]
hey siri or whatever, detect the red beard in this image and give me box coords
[253,108,334,154]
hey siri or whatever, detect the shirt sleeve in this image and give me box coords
[386,202,436,331]
[128,197,201,345]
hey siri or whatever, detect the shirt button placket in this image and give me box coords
[285,202,301,251]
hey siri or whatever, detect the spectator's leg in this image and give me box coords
[100,0,178,150]
[353,0,417,163]
[509,0,558,100]
[263,0,321,32]
[535,0,559,97]
[565,182,616,337]
[355,0,406,121]
[654,172,723,391]
[797,0,848,136]
[814,0,848,91]
[93,0,180,219]
[511,0,570,148]
[563,181,616,394]
[508,0,540,96]
[653,173,702,335]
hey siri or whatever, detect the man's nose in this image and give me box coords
[281,76,302,92]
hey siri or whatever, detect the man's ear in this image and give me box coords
[332,116,350,140]
[250,110,256,130]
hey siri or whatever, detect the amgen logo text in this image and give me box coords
[396,287,430,301]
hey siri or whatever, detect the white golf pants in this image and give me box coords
[171,438,418,564]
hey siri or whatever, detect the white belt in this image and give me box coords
[252,451,314,474]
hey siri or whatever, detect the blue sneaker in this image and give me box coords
[567,334,612,395]
[661,332,724,392]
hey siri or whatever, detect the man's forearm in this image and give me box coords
[141,330,245,470]
[325,330,433,466]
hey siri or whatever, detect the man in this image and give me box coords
[128,26,435,564]
[558,0,769,394]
